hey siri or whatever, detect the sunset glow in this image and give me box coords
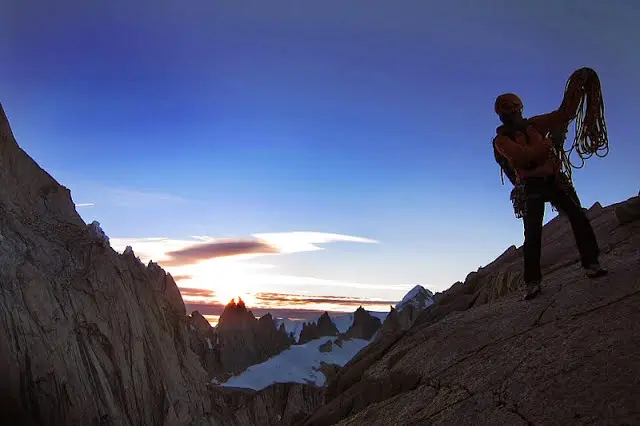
[11,0,637,341]
[109,233,408,323]
[202,315,220,327]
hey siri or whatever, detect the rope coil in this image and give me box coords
[557,67,610,182]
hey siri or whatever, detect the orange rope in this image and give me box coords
[559,67,610,182]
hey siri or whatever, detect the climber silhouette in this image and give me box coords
[492,84,608,301]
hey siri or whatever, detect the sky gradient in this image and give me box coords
[2,0,639,322]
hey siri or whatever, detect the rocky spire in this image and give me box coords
[217,297,257,330]
[344,307,382,340]
[298,312,340,344]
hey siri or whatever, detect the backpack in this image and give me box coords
[492,120,547,186]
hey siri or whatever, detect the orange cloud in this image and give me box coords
[254,292,398,308]
[172,274,193,282]
[179,287,217,298]
[181,291,397,313]
[164,238,279,266]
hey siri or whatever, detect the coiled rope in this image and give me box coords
[556,67,610,182]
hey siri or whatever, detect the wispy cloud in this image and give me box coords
[106,188,197,207]
[110,237,197,263]
[164,238,279,266]
[254,231,378,254]
[110,232,379,266]
[73,184,204,209]
[75,203,95,207]
[109,231,405,310]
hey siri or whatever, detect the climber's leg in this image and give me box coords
[549,180,607,277]
[522,181,546,299]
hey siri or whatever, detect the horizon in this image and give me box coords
[3,1,638,324]
[188,294,397,327]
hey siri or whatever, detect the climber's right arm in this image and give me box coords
[494,135,552,169]
[530,68,590,133]
[529,108,575,135]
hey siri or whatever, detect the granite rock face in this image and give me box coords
[0,104,218,425]
[379,305,420,336]
[380,285,435,336]
[302,196,640,426]
[614,194,640,225]
[211,383,324,426]
[188,311,222,380]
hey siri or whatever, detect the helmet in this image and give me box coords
[494,93,523,116]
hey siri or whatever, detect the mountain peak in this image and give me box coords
[217,296,255,330]
[345,307,382,340]
[396,285,434,312]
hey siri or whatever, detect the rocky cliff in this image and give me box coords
[188,311,222,380]
[378,305,418,336]
[0,104,219,425]
[301,195,640,425]
[211,383,324,426]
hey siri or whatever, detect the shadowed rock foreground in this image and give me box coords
[301,195,640,425]
[1,101,639,426]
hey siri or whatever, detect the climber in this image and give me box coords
[492,68,609,301]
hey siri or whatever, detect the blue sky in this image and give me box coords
[2,0,639,317]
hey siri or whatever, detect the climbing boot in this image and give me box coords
[524,280,541,300]
[585,262,608,278]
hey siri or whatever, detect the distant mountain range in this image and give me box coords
[216,285,436,389]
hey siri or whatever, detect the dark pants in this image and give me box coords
[522,176,600,284]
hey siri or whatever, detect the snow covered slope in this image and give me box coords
[221,337,370,390]
[221,301,415,390]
